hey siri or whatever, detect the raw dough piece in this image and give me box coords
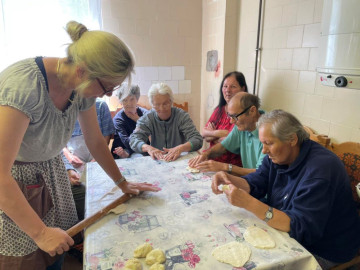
[145,249,166,265]
[244,226,275,249]
[211,241,251,267]
[186,166,200,173]
[222,184,230,191]
[149,263,165,270]
[125,258,142,270]
[134,242,153,258]
[108,204,127,215]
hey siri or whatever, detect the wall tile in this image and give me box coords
[263,6,283,29]
[158,66,172,81]
[277,49,293,69]
[281,70,299,91]
[329,123,353,143]
[165,80,179,94]
[292,48,310,70]
[143,67,159,81]
[302,23,320,47]
[308,48,319,71]
[296,0,315,25]
[179,80,192,94]
[303,94,323,118]
[287,25,304,48]
[298,71,316,93]
[314,0,323,23]
[281,3,298,27]
[172,66,185,80]
[273,28,288,48]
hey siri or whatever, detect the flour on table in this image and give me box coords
[186,166,200,173]
[244,226,276,249]
[134,242,153,258]
[211,241,251,267]
[108,204,127,215]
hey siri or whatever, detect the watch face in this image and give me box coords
[266,211,273,219]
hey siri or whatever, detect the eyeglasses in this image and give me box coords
[152,101,172,109]
[226,105,252,122]
[96,78,119,95]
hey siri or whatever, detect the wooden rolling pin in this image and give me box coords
[66,193,132,237]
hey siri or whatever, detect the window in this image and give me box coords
[0,0,102,71]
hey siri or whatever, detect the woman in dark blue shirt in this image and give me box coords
[112,84,148,158]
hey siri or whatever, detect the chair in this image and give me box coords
[173,101,189,112]
[303,126,331,149]
[329,141,360,270]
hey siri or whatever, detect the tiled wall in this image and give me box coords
[237,0,360,143]
[101,0,202,128]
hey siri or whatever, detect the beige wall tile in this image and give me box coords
[302,23,320,47]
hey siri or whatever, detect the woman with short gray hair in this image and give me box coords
[112,83,148,159]
[212,109,360,269]
[130,82,203,161]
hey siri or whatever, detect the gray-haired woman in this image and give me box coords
[0,21,159,269]
[112,83,148,159]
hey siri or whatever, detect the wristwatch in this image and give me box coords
[264,206,273,222]
[228,163,233,173]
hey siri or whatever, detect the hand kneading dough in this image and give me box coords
[211,241,251,267]
[134,242,153,258]
[125,258,142,270]
[145,249,166,265]
[149,263,165,270]
[186,166,200,173]
[244,226,276,249]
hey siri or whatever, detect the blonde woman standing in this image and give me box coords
[0,21,159,269]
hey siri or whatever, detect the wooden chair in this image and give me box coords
[173,101,188,112]
[304,126,331,148]
[329,141,360,270]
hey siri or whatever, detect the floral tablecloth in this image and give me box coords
[84,152,321,270]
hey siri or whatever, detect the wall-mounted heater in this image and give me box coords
[317,0,360,89]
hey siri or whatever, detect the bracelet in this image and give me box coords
[114,176,126,185]
[228,163,233,173]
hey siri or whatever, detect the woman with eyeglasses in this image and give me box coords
[129,82,203,162]
[188,71,247,169]
[0,21,159,269]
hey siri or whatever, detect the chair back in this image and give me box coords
[329,142,360,210]
[303,126,331,148]
[173,102,189,112]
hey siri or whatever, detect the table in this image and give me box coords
[83,152,321,270]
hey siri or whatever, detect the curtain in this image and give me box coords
[0,0,102,72]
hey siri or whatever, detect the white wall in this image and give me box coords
[237,0,360,143]
[101,0,202,128]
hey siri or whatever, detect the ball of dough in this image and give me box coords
[134,242,153,258]
[222,184,230,191]
[145,249,166,265]
[124,258,142,270]
[149,263,165,270]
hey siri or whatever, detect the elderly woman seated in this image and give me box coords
[111,84,149,159]
[211,109,360,270]
[130,82,203,161]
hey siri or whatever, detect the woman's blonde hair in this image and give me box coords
[65,21,134,91]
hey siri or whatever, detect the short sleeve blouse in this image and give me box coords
[0,58,95,162]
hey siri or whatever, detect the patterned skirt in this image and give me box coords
[0,154,78,267]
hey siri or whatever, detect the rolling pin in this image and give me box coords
[66,193,132,237]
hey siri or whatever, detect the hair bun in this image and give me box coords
[66,21,88,42]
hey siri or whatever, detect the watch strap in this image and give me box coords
[263,206,273,222]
